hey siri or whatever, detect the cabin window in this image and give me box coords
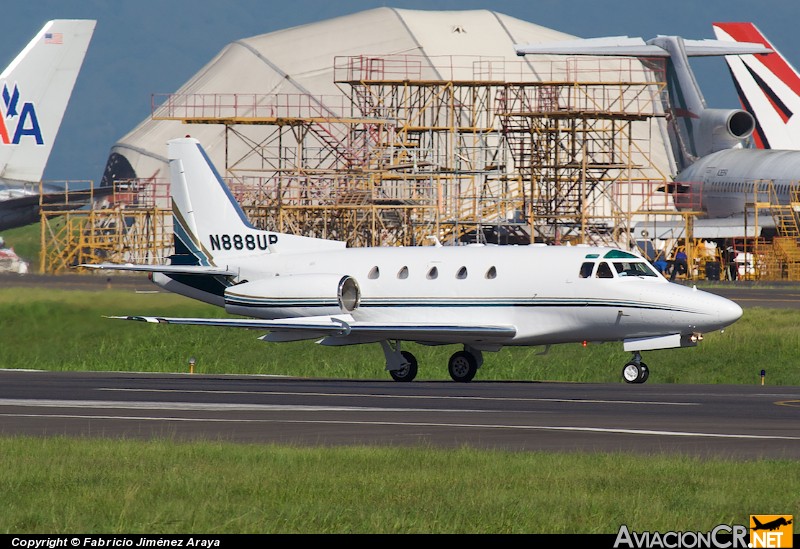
[613,261,658,277]
[486,266,497,279]
[596,262,614,279]
[456,266,468,279]
[368,266,380,279]
[427,266,439,280]
[397,266,409,279]
[579,262,594,278]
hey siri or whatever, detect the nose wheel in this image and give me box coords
[622,353,649,384]
[622,362,649,383]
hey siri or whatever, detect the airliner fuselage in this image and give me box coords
[675,148,798,218]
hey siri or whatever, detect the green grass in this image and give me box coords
[0,286,798,534]
[0,437,795,534]
[1,287,798,385]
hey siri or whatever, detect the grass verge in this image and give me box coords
[1,436,796,534]
[0,286,797,534]
[0,287,797,385]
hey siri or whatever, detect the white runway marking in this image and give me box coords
[0,399,796,441]
[0,398,452,413]
[96,388,699,407]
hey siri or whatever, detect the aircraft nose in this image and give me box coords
[709,293,743,328]
[719,297,743,326]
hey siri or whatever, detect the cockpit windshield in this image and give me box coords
[613,261,658,277]
[579,251,660,279]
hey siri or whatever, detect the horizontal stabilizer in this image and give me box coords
[515,36,771,57]
[680,38,772,57]
[515,36,666,57]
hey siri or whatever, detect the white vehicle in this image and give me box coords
[0,19,96,231]
[0,242,28,274]
[82,138,742,384]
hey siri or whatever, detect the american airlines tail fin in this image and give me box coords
[713,22,800,150]
[0,19,95,183]
[167,137,344,268]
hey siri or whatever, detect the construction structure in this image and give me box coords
[184,56,671,237]
[34,8,800,280]
[41,53,692,272]
[39,179,171,273]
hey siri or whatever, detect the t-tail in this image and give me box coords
[81,137,345,306]
[0,20,95,184]
[514,33,769,172]
[713,22,800,150]
[167,137,344,269]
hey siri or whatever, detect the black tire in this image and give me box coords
[638,363,650,383]
[390,351,418,382]
[622,362,641,384]
[448,351,478,382]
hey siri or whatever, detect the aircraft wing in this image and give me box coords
[81,264,238,276]
[107,314,518,344]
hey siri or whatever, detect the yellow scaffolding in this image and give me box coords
[39,179,172,273]
[45,55,705,273]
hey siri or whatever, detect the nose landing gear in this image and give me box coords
[622,352,649,384]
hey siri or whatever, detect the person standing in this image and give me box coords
[724,246,738,281]
[670,249,688,281]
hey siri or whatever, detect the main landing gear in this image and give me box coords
[447,348,483,382]
[622,351,649,384]
[380,340,483,382]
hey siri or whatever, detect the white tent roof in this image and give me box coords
[103,8,671,189]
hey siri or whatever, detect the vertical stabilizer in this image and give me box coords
[167,137,345,267]
[0,20,95,182]
[713,22,800,150]
[646,36,708,167]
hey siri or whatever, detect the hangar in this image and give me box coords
[45,8,687,273]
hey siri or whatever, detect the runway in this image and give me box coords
[0,370,797,459]
[1,275,798,458]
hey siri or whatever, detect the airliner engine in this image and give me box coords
[696,108,755,157]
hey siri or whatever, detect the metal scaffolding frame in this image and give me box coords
[44,54,716,273]
[39,179,172,272]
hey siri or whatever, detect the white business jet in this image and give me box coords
[82,138,742,384]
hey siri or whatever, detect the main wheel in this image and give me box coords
[622,362,641,384]
[390,351,418,382]
[448,351,478,382]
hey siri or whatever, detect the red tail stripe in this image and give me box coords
[714,22,800,97]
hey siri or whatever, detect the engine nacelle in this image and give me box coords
[224,274,360,318]
[696,108,755,157]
